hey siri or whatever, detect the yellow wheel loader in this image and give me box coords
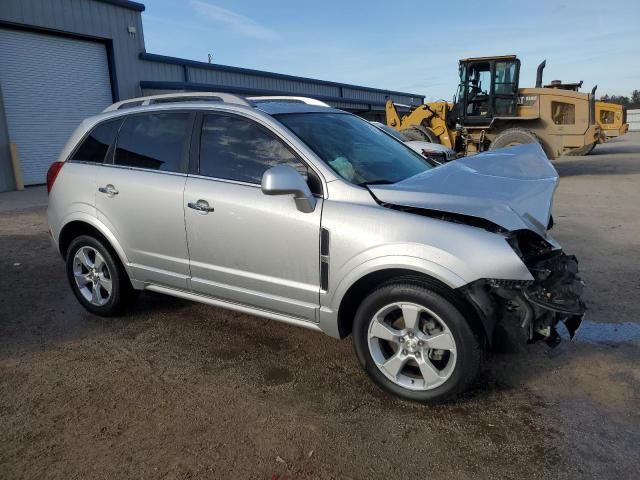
[386,55,601,159]
[595,101,629,141]
[534,80,629,147]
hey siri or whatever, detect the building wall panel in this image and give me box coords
[0,0,145,99]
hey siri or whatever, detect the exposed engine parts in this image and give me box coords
[461,249,585,350]
[523,253,585,317]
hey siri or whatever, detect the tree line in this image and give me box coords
[598,90,640,108]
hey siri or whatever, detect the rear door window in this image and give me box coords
[114,113,192,173]
[72,119,121,163]
[199,113,308,183]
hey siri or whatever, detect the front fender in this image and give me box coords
[318,250,468,339]
[330,252,467,309]
[318,235,533,338]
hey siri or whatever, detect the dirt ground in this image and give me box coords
[1,134,639,479]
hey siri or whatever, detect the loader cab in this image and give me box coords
[454,56,521,125]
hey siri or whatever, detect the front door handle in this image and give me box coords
[98,184,119,197]
[187,199,215,214]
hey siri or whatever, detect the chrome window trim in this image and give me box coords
[187,173,324,199]
[64,103,334,195]
[188,173,260,188]
[72,160,189,178]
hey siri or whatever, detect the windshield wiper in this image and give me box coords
[358,179,396,187]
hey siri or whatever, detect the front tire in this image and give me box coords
[489,127,541,150]
[565,142,596,156]
[66,235,135,316]
[353,282,481,403]
[400,126,440,143]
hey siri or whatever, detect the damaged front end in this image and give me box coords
[462,231,586,349]
[365,144,583,348]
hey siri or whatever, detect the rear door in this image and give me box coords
[183,112,322,322]
[95,111,194,289]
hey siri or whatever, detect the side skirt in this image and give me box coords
[145,284,324,333]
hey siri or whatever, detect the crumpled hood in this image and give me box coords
[369,143,558,237]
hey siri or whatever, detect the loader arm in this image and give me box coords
[385,100,403,129]
[386,100,456,149]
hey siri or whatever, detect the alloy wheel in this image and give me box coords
[72,246,112,306]
[367,302,457,391]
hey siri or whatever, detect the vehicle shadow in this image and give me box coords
[0,232,190,358]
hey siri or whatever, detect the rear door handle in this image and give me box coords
[187,199,215,214]
[98,184,119,197]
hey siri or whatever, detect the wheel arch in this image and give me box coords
[333,268,488,346]
[57,217,131,278]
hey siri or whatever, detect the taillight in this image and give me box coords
[46,161,64,194]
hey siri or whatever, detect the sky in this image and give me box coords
[142,0,640,101]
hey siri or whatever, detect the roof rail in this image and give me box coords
[247,96,330,107]
[103,92,251,112]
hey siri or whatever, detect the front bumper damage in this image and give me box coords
[462,251,585,349]
[522,253,585,340]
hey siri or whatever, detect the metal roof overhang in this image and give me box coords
[139,52,425,111]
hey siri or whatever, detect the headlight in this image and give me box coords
[506,230,555,264]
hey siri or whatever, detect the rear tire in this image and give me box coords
[66,235,136,316]
[352,281,482,404]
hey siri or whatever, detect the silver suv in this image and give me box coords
[47,94,585,403]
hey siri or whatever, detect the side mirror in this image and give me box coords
[261,165,317,213]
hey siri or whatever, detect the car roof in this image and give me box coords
[103,93,347,117]
[253,101,346,116]
[87,100,346,126]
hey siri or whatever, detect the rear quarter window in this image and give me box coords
[72,119,121,163]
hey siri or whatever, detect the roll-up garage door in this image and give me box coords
[0,28,113,185]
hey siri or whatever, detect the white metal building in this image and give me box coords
[0,0,424,192]
[628,109,640,132]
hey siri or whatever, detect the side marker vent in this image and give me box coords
[320,228,330,291]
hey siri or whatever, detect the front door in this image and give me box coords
[184,113,322,322]
[458,58,520,122]
[95,111,194,289]
[463,61,492,121]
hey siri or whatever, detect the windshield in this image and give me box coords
[276,113,433,185]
